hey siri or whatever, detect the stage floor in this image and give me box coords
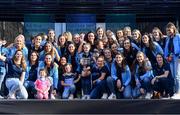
[0,99,180,114]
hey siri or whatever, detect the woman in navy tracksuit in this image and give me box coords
[151,53,174,98]
[90,56,110,99]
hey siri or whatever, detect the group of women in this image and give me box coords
[0,22,179,99]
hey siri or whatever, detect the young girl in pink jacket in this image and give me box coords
[35,69,51,99]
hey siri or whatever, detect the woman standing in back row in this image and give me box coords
[164,22,180,98]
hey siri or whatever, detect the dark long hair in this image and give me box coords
[115,52,127,72]
[156,53,168,66]
[30,51,39,66]
[142,33,155,51]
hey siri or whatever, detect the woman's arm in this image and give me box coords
[92,72,106,84]
[53,47,60,62]
[124,66,131,86]
[6,43,14,48]
[77,42,84,53]
[20,71,26,83]
[111,62,118,80]
[74,75,81,83]
[44,82,51,93]
[61,80,70,86]
[0,54,6,62]
[97,72,106,81]
[156,71,169,79]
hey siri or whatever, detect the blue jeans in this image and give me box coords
[132,87,141,98]
[132,77,152,98]
[0,67,6,91]
[62,85,76,99]
[106,76,132,99]
[171,56,180,93]
[81,77,91,95]
[90,79,107,99]
[140,77,152,92]
[24,80,35,90]
[24,80,36,98]
[6,78,28,99]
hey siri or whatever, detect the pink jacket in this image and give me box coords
[34,78,51,93]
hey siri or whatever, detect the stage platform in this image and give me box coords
[0,99,180,114]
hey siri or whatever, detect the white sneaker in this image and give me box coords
[138,95,145,99]
[68,94,74,100]
[81,95,90,100]
[81,95,87,100]
[145,93,152,99]
[8,94,16,99]
[101,93,108,99]
[0,95,4,99]
[171,93,180,99]
[86,95,90,99]
[108,93,116,99]
[50,94,56,99]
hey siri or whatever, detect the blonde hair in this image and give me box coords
[63,31,72,42]
[132,29,142,42]
[14,34,25,49]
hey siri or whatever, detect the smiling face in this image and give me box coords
[68,44,75,53]
[104,49,112,59]
[59,35,66,45]
[48,30,55,39]
[136,52,144,63]
[97,28,104,37]
[116,30,124,38]
[96,57,104,68]
[123,27,131,37]
[15,51,23,60]
[45,43,52,52]
[40,70,46,78]
[83,44,90,53]
[34,36,42,46]
[132,31,139,40]
[152,29,160,40]
[115,54,123,64]
[156,54,163,65]
[65,64,72,73]
[142,34,149,44]
[60,57,67,66]
[73,34,80,44]
[30,52,38,62]
[15,37,23,49]
[166,27,175,37]
[45,54,52,65]
[111,43,118,52]
[88,33,95,42]
[123,39,131,50]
